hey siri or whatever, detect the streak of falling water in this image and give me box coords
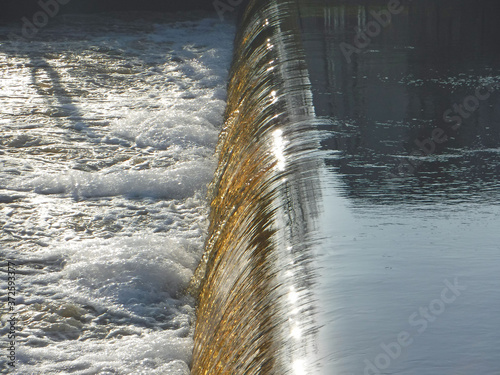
[190,0,323,374]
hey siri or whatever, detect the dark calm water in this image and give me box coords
[296,1,500,374]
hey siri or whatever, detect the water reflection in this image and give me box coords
[296,1,500,374]
[299,0,500,204]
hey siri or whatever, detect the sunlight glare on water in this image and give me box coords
[0,13,234,374]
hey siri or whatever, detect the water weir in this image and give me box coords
[190,0,322,374]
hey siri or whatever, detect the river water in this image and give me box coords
[1,2,500,375]
[298,1,500,374]
[0,12,233,374]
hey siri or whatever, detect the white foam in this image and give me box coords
[6,236,199,374]
[111,109,221,150]
[25,161,215,199]
[0,13,235,374]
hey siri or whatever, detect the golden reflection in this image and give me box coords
[190,0,321,374]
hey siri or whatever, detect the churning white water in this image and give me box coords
[0,13,234,374]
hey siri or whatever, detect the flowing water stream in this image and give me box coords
[1,1,500,374]
[193,0,500,374]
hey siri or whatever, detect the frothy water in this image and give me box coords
[0,13,233,374]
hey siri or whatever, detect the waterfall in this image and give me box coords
[190,0,322,374]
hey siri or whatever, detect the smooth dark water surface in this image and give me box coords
[296,1,500,374]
